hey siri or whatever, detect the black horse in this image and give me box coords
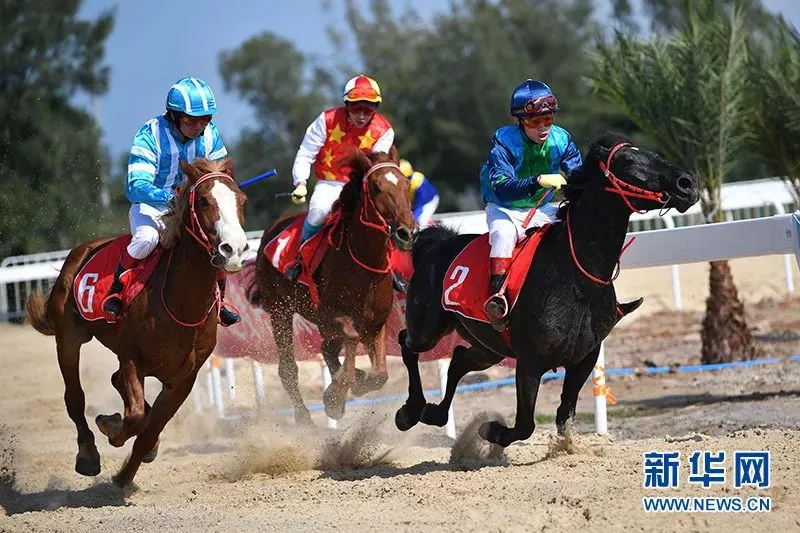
[395,131,700,447]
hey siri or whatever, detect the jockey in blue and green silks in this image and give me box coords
[102,76,240,326]
[480,79,583,329]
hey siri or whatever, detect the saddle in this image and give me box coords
[441,226,550,324]
[73,235,163,323]
[263,216,332,307]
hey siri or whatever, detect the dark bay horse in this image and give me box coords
[396,132,700,446]
[25,158,249,487]
[248,148,416,423]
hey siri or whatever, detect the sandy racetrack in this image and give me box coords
[2,255,800,532]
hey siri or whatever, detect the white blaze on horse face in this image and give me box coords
[210,181,248,272]
[383,172,399,186]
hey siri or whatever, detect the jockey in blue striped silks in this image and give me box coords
[103,76,240,326]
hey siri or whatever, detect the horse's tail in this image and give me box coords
[411,225,459,268]
[25,290,55,336]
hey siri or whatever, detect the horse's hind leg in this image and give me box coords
[273,308,312,425]
[556,344,601,437]
[419,345,503,428]
[55,323,99,476]
[352,324,388,396]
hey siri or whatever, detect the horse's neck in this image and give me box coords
[344,202,389,270]
[162,235,218,316]
[563,188,631,281]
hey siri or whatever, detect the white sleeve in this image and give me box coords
[371,127,395,154]
[292,112,327,186]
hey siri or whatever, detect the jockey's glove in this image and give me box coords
[537,174,566,190]
[291,183,308,204]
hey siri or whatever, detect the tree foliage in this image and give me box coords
[0,0,115,257]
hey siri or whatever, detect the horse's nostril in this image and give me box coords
[677,176,694,193]
[396,228,411,242]
[243,242,250,253]
[219,243,234,257]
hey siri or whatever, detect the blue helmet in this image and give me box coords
[509,79,559,118]
[166,77,218,116]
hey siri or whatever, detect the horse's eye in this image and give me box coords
[199,197,210,208]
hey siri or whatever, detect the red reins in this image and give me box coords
[161,171,236,327]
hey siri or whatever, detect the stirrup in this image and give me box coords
[285,262,303,282]
[102,294,123,317]
[219,306,241,327]
[483,293,508,331]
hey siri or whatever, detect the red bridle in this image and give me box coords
[347,162,402,273]
[598,143,666,214]
[162,171,237,327]
[567,142,664,285]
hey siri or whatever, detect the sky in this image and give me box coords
[79,0,800,159]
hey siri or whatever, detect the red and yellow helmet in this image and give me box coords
[342,75,382,104]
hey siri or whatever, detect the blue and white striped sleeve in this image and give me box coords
[207,122,228,161]
[126,124,169,206]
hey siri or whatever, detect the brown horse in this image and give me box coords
[25,158,249,488]
[248,148,415,423]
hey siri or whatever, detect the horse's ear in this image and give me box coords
[339,148,371,178]
[220,157,234,177]
[388,145,400,164]
[180,160,198,183]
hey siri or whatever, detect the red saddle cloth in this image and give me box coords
[263,216,331,307]
[73,235,163,322]
[441,225,550,324]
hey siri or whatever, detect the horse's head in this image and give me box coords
[342,147,417,251]
[164,157,249,272]
[572,131,700,214]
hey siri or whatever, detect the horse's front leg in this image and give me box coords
[395,329,427,431]
[112,368,198,489]
[322,317,359,420]
[556,344,601,436]
[420,344,503,427]
[352,324,389,396]
[272,308,312,426]
[479,358,543,447]
[96,358,146,448]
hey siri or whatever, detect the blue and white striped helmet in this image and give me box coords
[166,77,218,116]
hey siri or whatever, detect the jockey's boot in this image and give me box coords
[217,277,241,327]
[484,273,509,332]
[391,270,407,293]
[102,262,127,318]
[284,254,304,282]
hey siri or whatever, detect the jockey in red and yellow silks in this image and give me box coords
[284,75,406,291]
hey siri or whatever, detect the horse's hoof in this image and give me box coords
[75,454,101,477]
[420,403,448,427]
[395,403,423,431]
[295,408,314,427]
[142,440,159,463]
[111,475,138,496]
[478,421,511,447]
[322,386,346,420]
[96,413,123,440]
[351,371,388,396]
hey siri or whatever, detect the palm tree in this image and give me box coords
[587,0,758,363]
[747,15,800,203]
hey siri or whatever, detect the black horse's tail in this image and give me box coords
[411,225,459,268]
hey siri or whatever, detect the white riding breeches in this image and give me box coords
[486,202,559,258]
[127,203,167,260]
[306,180,345,227]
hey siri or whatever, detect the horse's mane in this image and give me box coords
[335,151,395,216]
[557,131,631,219]
[160,158,229,248]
